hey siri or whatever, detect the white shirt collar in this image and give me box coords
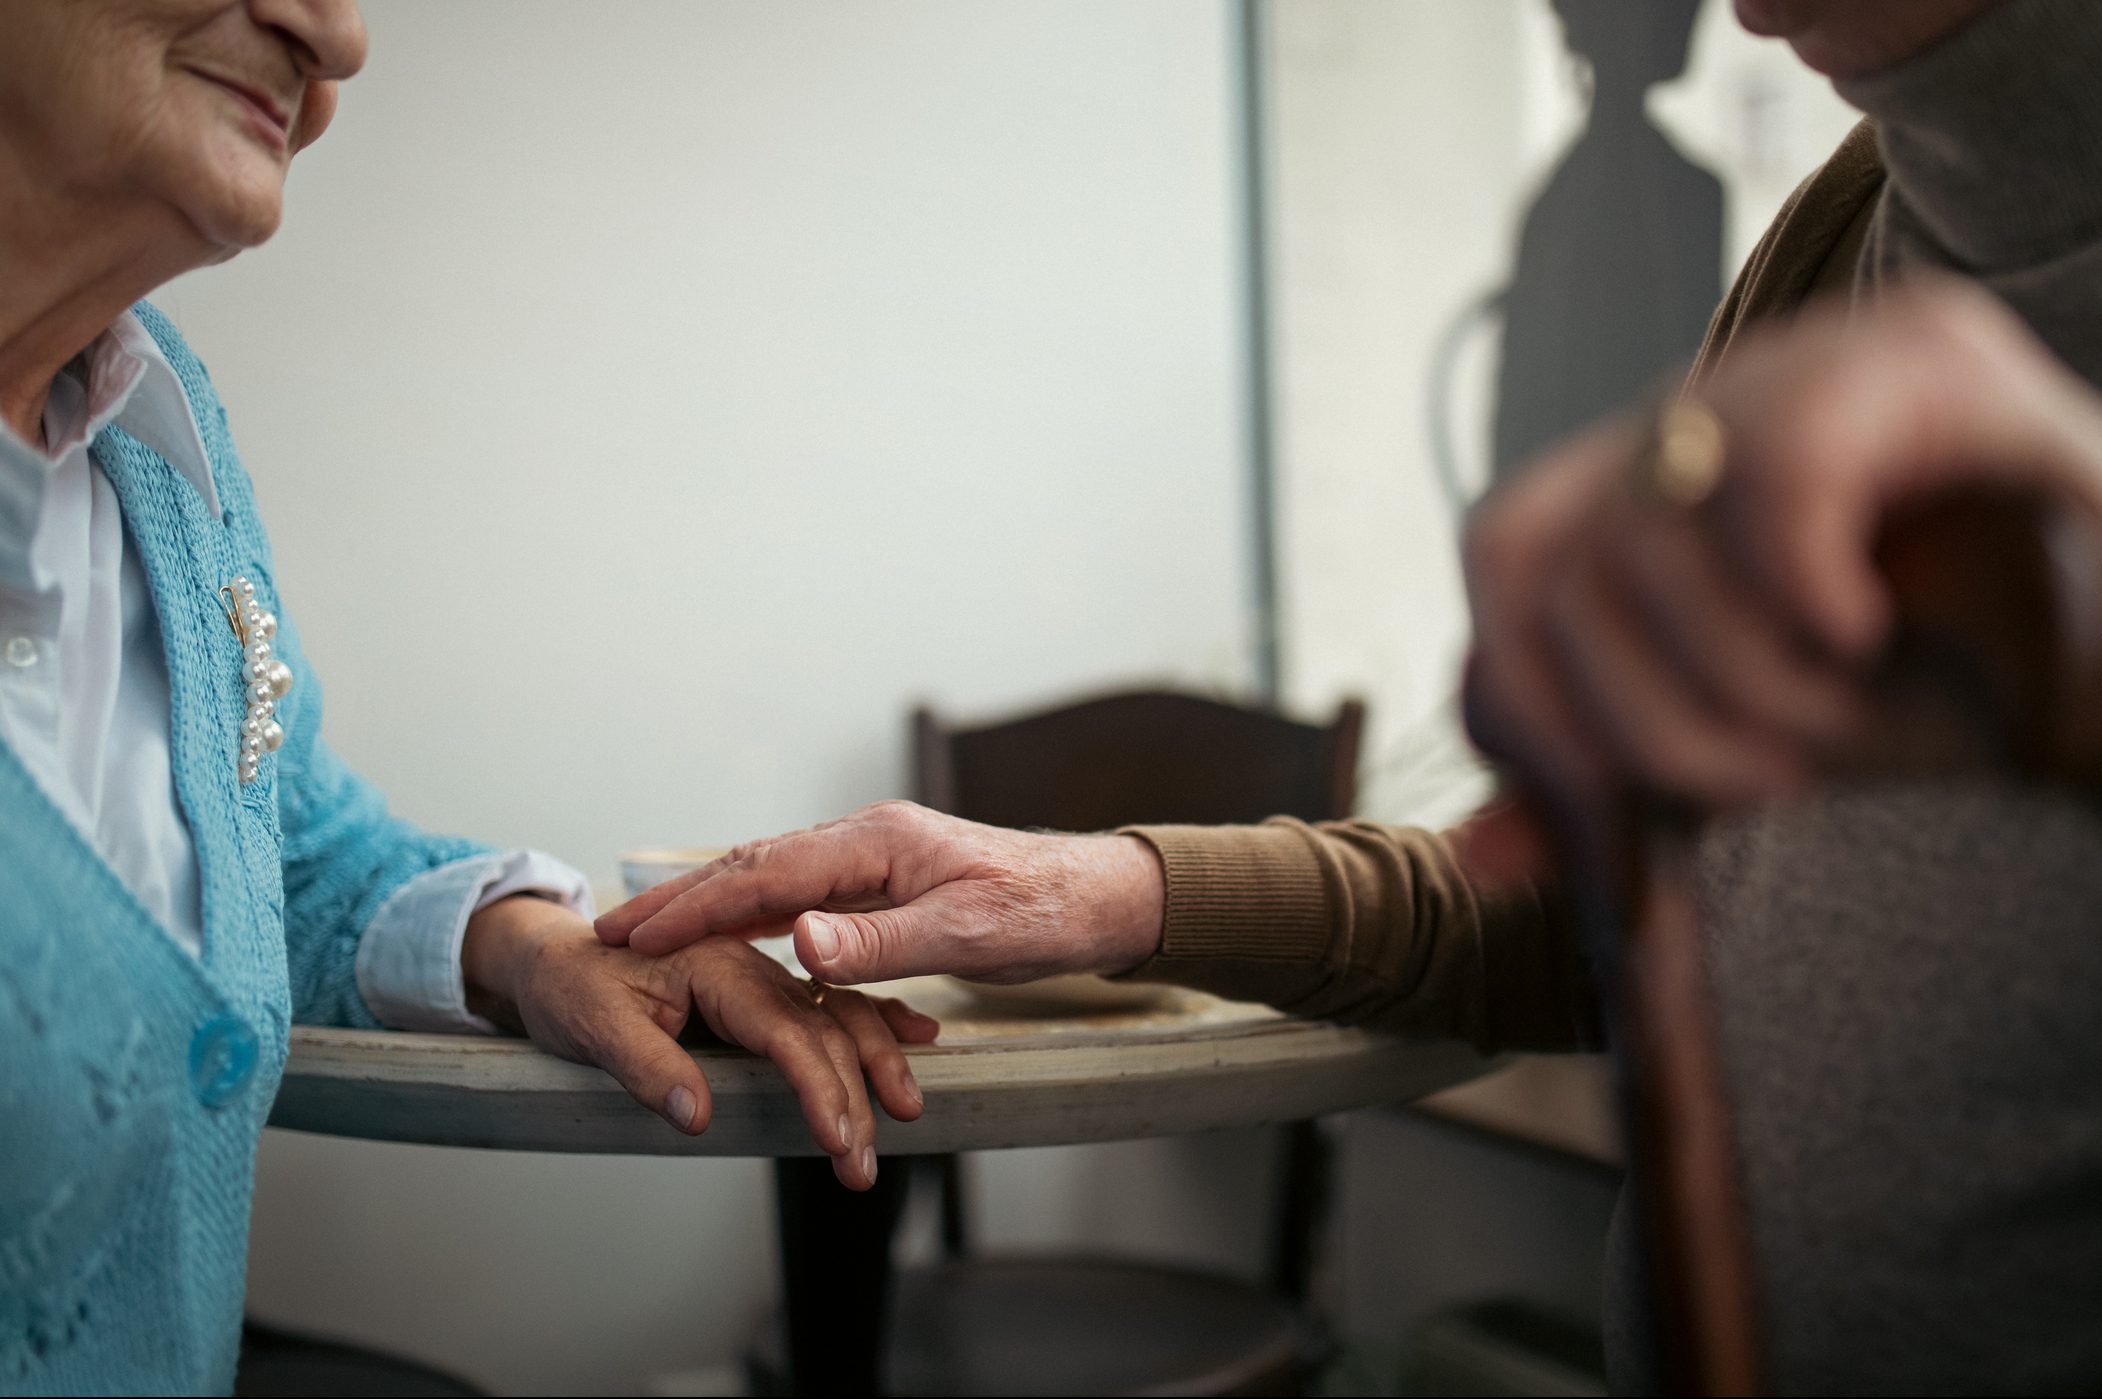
[0,310,224,595]
[106,311,224,518]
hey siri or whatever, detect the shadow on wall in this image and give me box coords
[1433,0,1724,506]
[1495,0,1723,483]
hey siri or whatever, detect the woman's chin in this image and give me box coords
[168,144,290,253]
[181,185,285,256]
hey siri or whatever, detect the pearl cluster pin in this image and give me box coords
[220,577,294,784]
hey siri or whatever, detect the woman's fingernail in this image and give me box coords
[862,1147,878,1184]
[666,1085,698,1132]
[905,1076,924,1110]
[805,915,840,963]
[837,1114,853,1151]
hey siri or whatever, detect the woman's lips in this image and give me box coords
[191,69,293,152]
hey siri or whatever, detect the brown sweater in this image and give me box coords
[1113,130,1887,1054]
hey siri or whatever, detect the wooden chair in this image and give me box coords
[915,691,1364,832]
[899,688,1365,1396]
[1496,489,2102,1394]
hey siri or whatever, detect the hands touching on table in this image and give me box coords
[595,802,1166,987]
[459,893,938,1189]
[594,282,2102,1013]
[1462,278,2102,820]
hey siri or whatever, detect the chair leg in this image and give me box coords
[774,1157,911,1395]
[934,1153,972,1259]
[1268,1119,1332,1303]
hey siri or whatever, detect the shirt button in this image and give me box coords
[189,1015,260,1108]
[4,636,37,668]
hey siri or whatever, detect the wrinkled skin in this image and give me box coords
[597,801,1166,988]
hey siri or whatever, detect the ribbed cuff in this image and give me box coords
[1112,821,1334,978]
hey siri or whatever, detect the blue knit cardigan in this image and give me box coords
[0,304,489,1395]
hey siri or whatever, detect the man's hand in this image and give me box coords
[461,895,939,1189]
[592,802,1166,986]
[1462,278,2102,819]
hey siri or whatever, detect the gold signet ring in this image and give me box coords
[1633,398,1728,508]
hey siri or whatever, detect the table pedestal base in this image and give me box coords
[771,1158,911,1395]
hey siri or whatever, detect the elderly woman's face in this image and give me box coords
[0,0,366,254]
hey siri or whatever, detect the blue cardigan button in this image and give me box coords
[189,1016,260,1107]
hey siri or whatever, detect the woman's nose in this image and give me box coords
[247,0,369,81]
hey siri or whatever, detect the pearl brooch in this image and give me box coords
[220,576,295,784]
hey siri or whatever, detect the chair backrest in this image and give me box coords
[912,687,1367,1302]
[913,690,1366,829]
[1593,489,2102,1396]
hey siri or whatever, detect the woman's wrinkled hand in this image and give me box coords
[1461,277,2102,820]
[460,894,939,1189]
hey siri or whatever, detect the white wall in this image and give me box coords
[1263,0,1532,828]
[163,0,1255,883]
[158,3,1260,1392]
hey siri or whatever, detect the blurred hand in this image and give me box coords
[461,894,939,1190]
[1462,277,2102,818]
[593,801,1166,986]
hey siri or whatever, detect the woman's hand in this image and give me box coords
[1461,278,2102,819]
[460,895,939,1189]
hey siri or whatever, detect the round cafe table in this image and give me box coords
[270,976,1494,1393]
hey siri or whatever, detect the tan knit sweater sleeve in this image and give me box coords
[1113,816,1602,1054]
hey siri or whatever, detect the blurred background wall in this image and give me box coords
[155,0,1858,1392]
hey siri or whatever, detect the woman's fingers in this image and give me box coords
[761,1010,871,1188]
[578,1008,716,1138]
[687,952,877,1189]
[822,989,927,1123]
[874,994,942,1045]
[813,1008,880,1189]
[515,931,939,1184]
[505,930,718,1138]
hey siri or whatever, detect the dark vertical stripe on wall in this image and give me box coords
[1236,0,1284,703]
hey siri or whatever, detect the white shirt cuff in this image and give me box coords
[354,850,596,1034]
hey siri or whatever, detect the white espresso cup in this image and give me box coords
[617,846,730,901]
